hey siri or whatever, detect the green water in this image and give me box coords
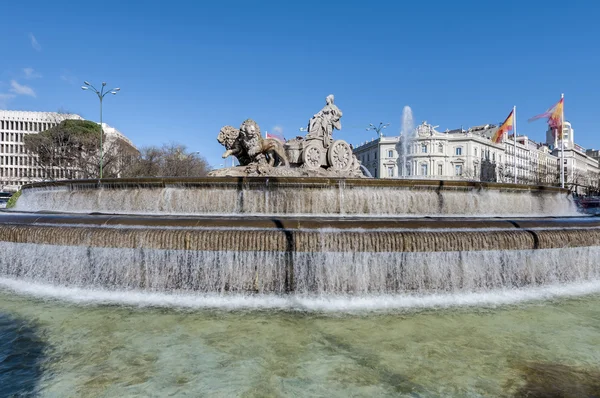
[2,290,600,397]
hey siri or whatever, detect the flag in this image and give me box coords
[491,109,514,143]
[265,132,286,142]
[548,98,564,135]
[528,97,564,137]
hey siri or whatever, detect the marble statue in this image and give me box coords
[306,94,343,149]
[217,119,288,167]
[211,95,365,178]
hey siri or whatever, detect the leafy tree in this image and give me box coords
[24,119,139,179]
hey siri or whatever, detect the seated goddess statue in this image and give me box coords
[306,94,343,148]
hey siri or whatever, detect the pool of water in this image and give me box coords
[1,286,600,397]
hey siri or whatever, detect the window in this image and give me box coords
[474,147,478,157]
[455,164,463,176]
[388,150,394,158]
[492,153,496,161]
[438,164,443,175]
[455,147,462,156]
[438,143,443,153]
[387,167,394,177]
[421,144,427,153]
[474,165,478,177]
[421,163,428,176]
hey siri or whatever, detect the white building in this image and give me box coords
[352,136,399,178]
[545,122,600,192]
[0,110,83,191]
[0,110,135,191]
[353,121,561,185]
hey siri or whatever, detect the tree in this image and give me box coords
[124,143,210,177]
[480,159,498,182]
[24,118,139,179]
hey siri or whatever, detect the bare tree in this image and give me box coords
[124,143,210,177]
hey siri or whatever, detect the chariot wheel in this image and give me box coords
[327,140,352,171]
[302,142,324,170]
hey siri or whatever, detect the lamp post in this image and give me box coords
[366,122,390,138]
[81,81,120,179]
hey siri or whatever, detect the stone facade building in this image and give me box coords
[353,121,569,186]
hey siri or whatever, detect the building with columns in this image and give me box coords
[353,121,565,185]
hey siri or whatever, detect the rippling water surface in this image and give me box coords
[1,287,600,397]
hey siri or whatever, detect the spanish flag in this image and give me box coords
[491,109,514,143]
[528,97,564,139]
[548,98,564,137]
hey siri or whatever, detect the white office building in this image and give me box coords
[0,110,83,191]
[0,110,135,191]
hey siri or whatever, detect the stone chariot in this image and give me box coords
[211,94,364,178]
[284,136,354,172]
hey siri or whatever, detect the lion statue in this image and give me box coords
[217,119,289,167]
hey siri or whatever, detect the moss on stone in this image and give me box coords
[6,190,21,209]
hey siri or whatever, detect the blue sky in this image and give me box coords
[1,0,599,167]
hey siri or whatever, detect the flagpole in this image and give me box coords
[513,105,517,184]
[560,93,565,188]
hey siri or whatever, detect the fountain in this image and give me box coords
[0,95,598,301]
[399,105,414,178]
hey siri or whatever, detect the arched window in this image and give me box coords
[438,143,443,153]
[388,149,394,158]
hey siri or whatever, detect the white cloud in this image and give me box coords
[23,68,42,79]
[10,80,36,97]
[0,93,16,108]
[29,33,41,51]
[272,125,284,134]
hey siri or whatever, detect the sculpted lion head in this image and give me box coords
[217,125,241,149]
[239,119,261,139]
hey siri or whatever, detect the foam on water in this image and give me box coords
[1,277,599,313]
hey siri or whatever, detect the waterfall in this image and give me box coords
[13,180,578,217]
[1,241,599,295]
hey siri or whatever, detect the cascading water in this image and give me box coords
[0,176,594,310]
[13,178,578,217]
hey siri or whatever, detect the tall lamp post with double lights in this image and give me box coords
[366,122,390,138]
[81,81,120,179]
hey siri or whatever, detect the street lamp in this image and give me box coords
[81,81,120,179]
[366,122,390,138]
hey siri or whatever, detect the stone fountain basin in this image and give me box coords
[12,177,576,217]
[0,210,599,294]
